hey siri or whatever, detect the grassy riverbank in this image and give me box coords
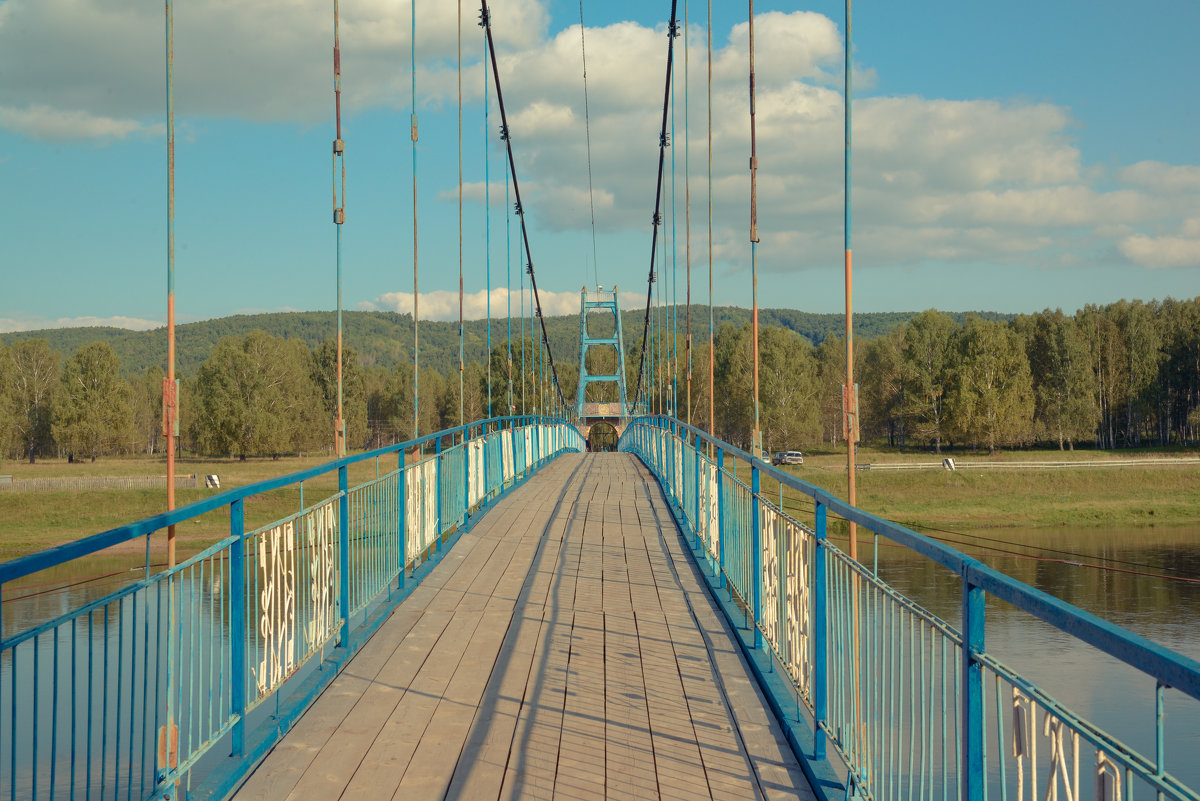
[0,455,384,561]
[1,447,1197,562]
[764,446,1200,532]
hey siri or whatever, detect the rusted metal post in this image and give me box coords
[843,0,857,558]
[164,0,177,569]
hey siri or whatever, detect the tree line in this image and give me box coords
[1,297,1196,462]
[691,298,1200,454]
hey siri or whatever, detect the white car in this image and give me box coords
[771,451,804,466]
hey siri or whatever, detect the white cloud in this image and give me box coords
[7,2,1200,283]
[1119,161,1200,194]
[0,314,163,333]
[365,287,584,321]
[1119,218,1200,269]
[0,0,547,130]
[0,104,160,141]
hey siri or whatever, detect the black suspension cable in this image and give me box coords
[578,0,600,289]
[480,0,568,410]
[629,0,681,414]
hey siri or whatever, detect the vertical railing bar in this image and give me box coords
[919,619,928,801]
[1156,680,1166,801]
[71,616,79,797]
[750,463,761,648]
[230,499,246,757]
[399,451,407,590]
[101,609,111,799]
[908,609,918,801]
[339,465,351,644]
[962,578,985,801]
[892,592,901,800]
[717,448,726,589]
[151,583,162,798]
[189,564,198,763]
[14,636,21,801]
[814,500,828,760]
[201,565,211,781]
[32,634,39,801]
[995,673,1007,801]
[943,635,950,801]
[980,646,988,801]
[125,589,138,801]
[50,625,60,801]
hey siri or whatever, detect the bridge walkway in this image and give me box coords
[230,453,814,801]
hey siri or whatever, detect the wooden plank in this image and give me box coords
[233,452,817,801]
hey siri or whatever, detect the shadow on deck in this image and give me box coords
[231,453,814,801]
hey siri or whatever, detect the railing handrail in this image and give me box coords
[626,414,1200,702]
[0,414,568,585]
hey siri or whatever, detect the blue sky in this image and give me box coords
[1,0,1199,333]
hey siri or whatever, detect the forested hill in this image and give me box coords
[0,307,1012,377]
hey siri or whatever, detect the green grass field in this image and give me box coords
[757,446,1200,531]
[0,453,405,560]
[1,445,1197,562]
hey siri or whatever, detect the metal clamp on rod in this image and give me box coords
[332,139,346,224]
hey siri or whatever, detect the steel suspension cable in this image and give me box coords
[578,0,600,290]
[707,0,714,436]
[629,0,681,413]
[411,0,420,437]
[484,29,492,419]
[458,0,465,427]
[479,0,568,409]
[670,54,678,418]
[684,0,692,426]
[333,0,347,458]
[749,0,761,457]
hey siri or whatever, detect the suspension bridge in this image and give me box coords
[3,2,1200,801]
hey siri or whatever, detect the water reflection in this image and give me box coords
[871,524,1200,792]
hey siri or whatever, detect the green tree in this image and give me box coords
[1111,300,1163,446]
[901,310,957,453]
[815,336,846,446]
[439,362,487,429]
[712,324,753,447]
[7,339,60,462]
[366,364,414,447]
[129,366,165,455]
[948,317,1034,454]
[312,340,368,452]
[0,346,16,460]
[52,342,134,461]
[859,325,909,448]
[758,326,821,453]
[1023,310,1098,449]
[416,366,445,437]
[190,331,325,458]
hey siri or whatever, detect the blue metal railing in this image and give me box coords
[621,416,1200,801]
[0,416,583,801]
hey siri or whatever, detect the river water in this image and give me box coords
[869,524,1200,794]
[3,525,1199,796]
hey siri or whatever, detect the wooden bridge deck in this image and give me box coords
[231,453,814,801]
